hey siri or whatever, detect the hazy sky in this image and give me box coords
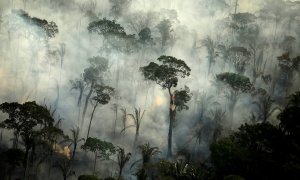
[0,0,298,160]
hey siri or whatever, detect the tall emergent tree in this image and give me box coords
[86,85,114,139]
[140,55,191,157]
[81,56,109,128]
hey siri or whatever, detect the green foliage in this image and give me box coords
[2,148,25,167]
[231,13,256,26]
[83,56,109,85]
[127,107,145,131]
[88,18,137,53]
[0,148,25,179]
[174,86,192,111]
[117,147,131,178]
[210,137,249,178]
[133,143,160,180]
[156,159,212,180]
[137,143,160,165]
[140,55,191,89]
[210,91,300,179]
[0,101,54,128]
[92,85,114,105]
[278,91,300,136]
[0,101,55,148]
[157,19,173,48]
[78,174,100,180]
[81,137,116,160]
[70,76,86,106]
[277,52,300,72]
[138,27,153,44]
[216,72,253,93]
[232,123,282,153]
[13,9,58,38]
[88,18,126,37]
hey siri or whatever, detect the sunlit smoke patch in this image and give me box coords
[154,95,164,107]
[239,0,261,12]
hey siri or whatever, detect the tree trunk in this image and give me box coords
[87,104,98,139]
[24,147,30,180]
[72,143,77,161]
[167,88,175,158]
[229,93,238,130]
[93,152,97,174]
[234,0,238,14]
[114,104,118,136]
[82,82,95,128]
[118,168,122,180]
[168,109,174,158]
[134,127,139,148]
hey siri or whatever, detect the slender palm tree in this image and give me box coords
[201,36,218,75]
[117,147,131,179]
[63,127,85,161]
[120,108,128,134]
[134,143,160,180]
[128,108,145,146]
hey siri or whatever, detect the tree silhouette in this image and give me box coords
[2,149,24,180]
[0,101,54,149]
[13,9,59,39]
[86,85,114,139]
[52,156,75,180]
[81,56,109,128]
[216,72,253,128]
[81,137,116,174]
[156,19,173,51]
[140,55,191,157]
[62,127,85,161]
[116,147,131,179]
[201,36,218,75]
[138,27,153,45]
[252,88,281,122]
[278,91,300,137]
[134,143,160,180]
[88,18,136,53]
[126,107,145,147]
[70,76,86,123]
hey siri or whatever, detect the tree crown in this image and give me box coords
[140,55,191,89]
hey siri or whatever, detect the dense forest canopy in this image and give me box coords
[0,0,299,179]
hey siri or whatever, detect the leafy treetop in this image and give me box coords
[81,137,116,160]
[83,56,109,85]
[140,55,191,89]
[278,91,300,136]
[92,85,114,105]
[0,101,55,131]
[216,72,254,93]
[88,18,126,37]
[174,86,192,111]
[13,9,59,38]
